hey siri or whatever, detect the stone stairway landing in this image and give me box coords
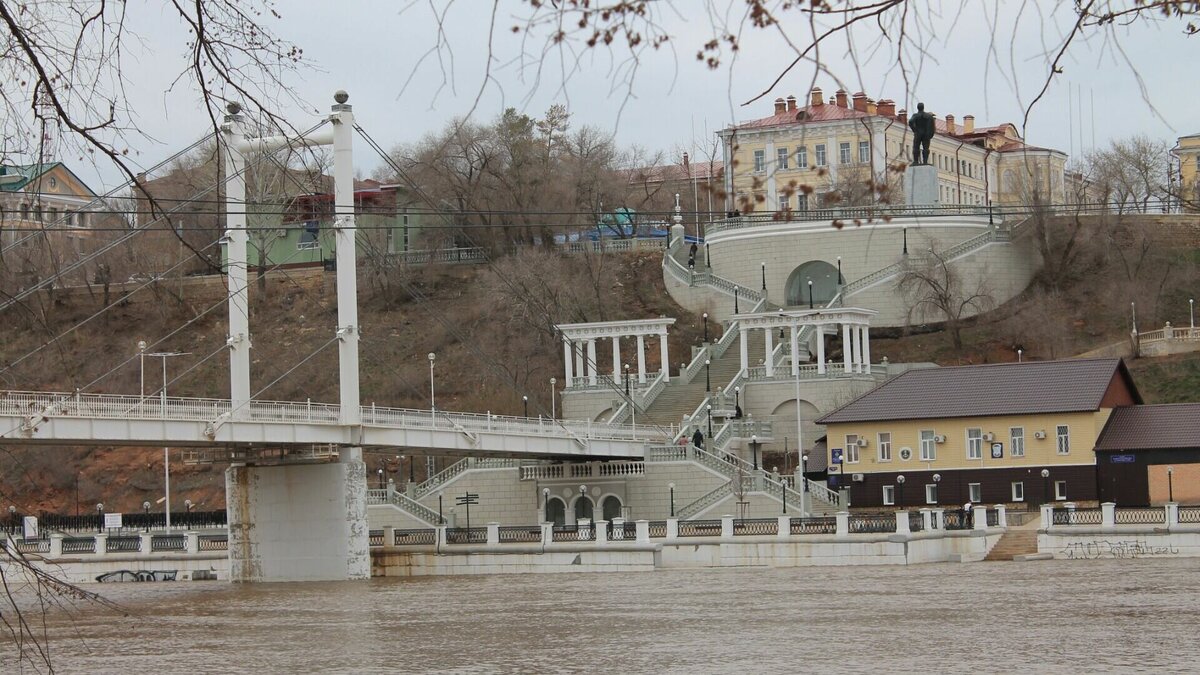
[636,334,765,428]
[984,529,1039,561]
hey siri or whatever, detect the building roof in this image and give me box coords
[0,162,98,195]
[1094,403,1200,451]
[627,160,724,184]
[817,358,1141,425]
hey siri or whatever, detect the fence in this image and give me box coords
[848,513,895,534]
[1050,508,1103,526]
[13,509,228,535]
[732,518,778,536]
[394,529,436,546]
[677,520,722,537]
[445,527,487,544]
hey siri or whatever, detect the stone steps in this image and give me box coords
[984,529,1040,561]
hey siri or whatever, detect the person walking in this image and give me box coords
[692,427,705,450]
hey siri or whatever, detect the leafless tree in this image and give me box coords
[898,245,995,350]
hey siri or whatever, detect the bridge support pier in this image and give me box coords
[225,451,369,582]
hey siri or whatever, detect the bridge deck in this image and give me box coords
[0,391,666,459]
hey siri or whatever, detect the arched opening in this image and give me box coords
[546,497,566,526]
[601,495,622,521]
[573,496,594,523]
[786,260,839,307]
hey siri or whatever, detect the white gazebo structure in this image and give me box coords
[557,318,677,389]
[733,308,877,376]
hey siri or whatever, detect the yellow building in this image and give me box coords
[718,88,1069,214]
[815,359,1141,510]
[1173,133,1200,212]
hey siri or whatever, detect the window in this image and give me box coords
[298,220,320,250]
[796,146,808,168]
[845,434,860,464]
[1010,427,1024,457]
[753,150,765,172]
[1056,425,1070,455]
[966,428,983,460]
[858,141,870,163]
[1055,480,1067,501]
[882,485,895,506]
[968,483,982,503]
[839,142,851,165]
[919,430,936,461]
[777,147,789,170]
[778,196,790,212]
[1011,482,1025,502]
[815,144,827,167]
[925,484,938,504]
[796,194,809,211]
[878,432,892,462]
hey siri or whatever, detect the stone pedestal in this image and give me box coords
[904,164,939,206]
[226,457,369,582]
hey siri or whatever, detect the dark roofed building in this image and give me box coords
[1094,403,1200,506]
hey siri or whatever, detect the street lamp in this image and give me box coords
[802,454,809,490]
[377,467,384,489]
[782,473,788,514]
[734,386,740,412]
[428,352,437,415]
[705,358,711,391]
[668,482,676,517]
[624,363,631,396]
[523,395,529,418]
[807,280,814,309]
[896,475,906,507]
[706,404,713,438]
[761,261,767,292]
[1018,349,1023,363]
[142,500,151,532]
[751,434,759,471]
[96,503,104,533]
[902,226,908,255]
[184,499,193,513]
[543,487,551,523]
[437,491,444,525]
[1041,468,1050,505]
[139,344,188,533]
[836,256,843,285]
[579,485,589,523]
[1191,298,1195,330]
[734,286,740,314]
[1168,466,1175,503]
[550,378,557,419]
[8,505,15,535]
[702,312,709,343]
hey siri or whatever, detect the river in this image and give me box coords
[13,558,1200,673]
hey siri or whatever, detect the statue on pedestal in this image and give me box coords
[908,102,935,165]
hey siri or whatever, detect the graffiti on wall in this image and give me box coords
[1061,539,1180,560]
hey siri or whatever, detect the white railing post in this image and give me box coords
[611,517,625,540]
[140,532,153,553]
[486,522,499,545]
[972,506,987,531]
[667,518,679,539]
[721,515,734,538]
[636,519,650,543]
[995,504,1007,528]
[50,533,64,558]
[920,508,932,531]
[595,520,608,545]
[1040,504,1055,529]
[541,522,553,546]
[933,508,945,530]
[777,515,791,539]
[94,533,107,556]
[382,526,394,548]
[186,531,199,554]
[435,526,447,547]
[895,511,911,534]
[1101,502,1116,529]
[836,511,849,537]
[1166,502,1179,529]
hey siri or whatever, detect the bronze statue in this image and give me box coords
[908,102,935,165]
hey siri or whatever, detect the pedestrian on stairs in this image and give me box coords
[692,427,705,450]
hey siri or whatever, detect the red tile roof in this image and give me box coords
[628,161,724,184]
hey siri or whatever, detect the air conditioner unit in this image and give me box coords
[934,434,946,443]
[1034,430,1047,440]
[855,438,868,448]
[982,432,995,442]
[852,473,865,482]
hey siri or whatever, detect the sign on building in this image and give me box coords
[104,512,123,530]
[990,442,1003,459]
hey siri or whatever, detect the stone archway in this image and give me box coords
[546,497,566,526]
[601,495,623,521]
[785,260,840,306]
[573,495,594,523]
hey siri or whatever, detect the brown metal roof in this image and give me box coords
[1095,404,1200,451]
[817,358,1139,425]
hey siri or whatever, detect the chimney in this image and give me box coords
[773,98,786,115]
[963,115,975,134]
[867,99,877,115]
[835,90,848,108]
[829,96,837,106]
[945,114,955,134]
[852,92,869,112]
[810,88,823,106]
[877,99,896,118]
[897,108,907,123]
[786,95,797,111]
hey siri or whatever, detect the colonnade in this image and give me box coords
[557,318,677,389]
[734,308,876,377]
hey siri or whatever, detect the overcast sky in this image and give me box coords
[78,1,1199,191]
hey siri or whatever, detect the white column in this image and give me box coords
[842,323,853,374]
[564,338,574,384]
[659,332,670,382]
[855,325,865,373]
[574,342,585,381]
[739,328,749,374]
[790,325,800,376]
[331,99,360,426]
[612,336,621,381]
[764,328,775,377]
[862,325,871,371]
[636,334,647,384]
[816,324,826,375]
[222,108,251,416]
[586,339,598,386]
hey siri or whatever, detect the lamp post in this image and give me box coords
[807,280,814,309]
[141,346,188,533]
[579,485,589,523]
[706,404,713,438]
[896,475,906,507]
[705,358,711,391]
[550,378,557,419]
[377,468,384,489]
[428,352,437,417]
[624,363,631,396]
[751,434,759,471]
[761,261,767,293]
[933,473,941,505]
[1018,349,1023,363]
[734,286,739,314]
[184,499,193,513]
[142,500,150,532]
[543,487,550,523]
[734,386,740,412]
[802,454,809,489]
[8,505,15,535]
[437,491,444,525]
[702,312,709,343]
[837,256,843,285]
[902,226,908,255]
[706,243,711,268]
[1191,298,1195,330]
[523,395,529,418]
[668,482,676,517]
[96,503,104,533]
[1041,468,1050,505]
[1168,466,1175,503]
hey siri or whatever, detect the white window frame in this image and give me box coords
[778,195,790,212]
[858,140,870,164]
[919,430,936,461]
[844,434,860,464]
[882,485,895,506]
[797,194,809,211]
[839,142,851,165]
[815,144,827,167]
[1055,480,1067,501]
[968,483,982,503]
[966,428,983,460]
[777,147,789,170]
[878,432,892,462]
[753,150,765,173]
[1056,425,1070,455]
[1010,427,1025,457]
[1011,481,1025,502]
[796,146,808,168]
[925,484,938,505]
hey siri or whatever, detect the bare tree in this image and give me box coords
[898,245,995,350]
